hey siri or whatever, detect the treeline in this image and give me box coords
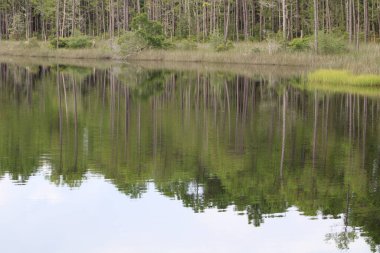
[0,0,379,43]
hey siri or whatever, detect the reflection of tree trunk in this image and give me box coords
[242,77,248,124]
[344,185,351,228]
[313,92,318,169]
[323,96,329,168]
[349,94,352,145]
[73,77,78,170]
[223,0,230,41]
[57,66,63,171]
[235,76,239,151]
[280,89,287,180]
[362,98,367,168]
[137,101,141,174]
[61,73,69,124]
[224,81,231,139]
[153,96,157,161]
[124,86,129,159]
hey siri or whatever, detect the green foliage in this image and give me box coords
[23,38,40,48]
[66,36,93,48]
[131,13,166,48]
[288,37,310,52]
[117,31,148,55]
[210,32,233,52]
[175,17,190,38]
[2,62,380,248]
[9,13,25,40]
[49,36,93,49]
[317,33,348,54]
[308,69,380,86]
[50,37,67,48]
[175,39,198,50]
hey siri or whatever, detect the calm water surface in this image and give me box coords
[0,62,379,253]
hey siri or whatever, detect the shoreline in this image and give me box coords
[0,41,379,74]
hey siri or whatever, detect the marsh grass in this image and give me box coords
[308,70,380,86]
[127,42,380,73]
[0,40,113,59]
[1,40,380,73]
[292,69,380,97]
[294,81,380,98]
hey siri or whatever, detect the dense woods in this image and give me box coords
[0,0,380,43]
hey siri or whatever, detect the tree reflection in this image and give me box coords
[0,63,379,250]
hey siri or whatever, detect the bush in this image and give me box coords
[118,31,148,55]
[49,36,93,49]
[317,33,347,54]
[50,37,68,48]
[66,36,92,48]
[288,37,310,52]
[131,13,166,48]
[176,39,198,50]
[23,38,40,48]
[210,32,233,52]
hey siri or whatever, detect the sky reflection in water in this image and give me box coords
[0,170,371,253]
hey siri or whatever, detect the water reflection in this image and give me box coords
[0,62,379,252]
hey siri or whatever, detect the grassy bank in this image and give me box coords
[127,42,380,74]
[0,40,114,59]
[293,69,380,97]
[1,40,380,73]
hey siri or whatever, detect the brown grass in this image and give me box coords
[0,40,113,59]
[127,42,380,74]
[1,40,379,74]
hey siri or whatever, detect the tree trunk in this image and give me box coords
[56,0,60,48]
[364,0,368,42]
[72,0,76,36]
[242,0,248,40]
[224,0,230,41]
[314,0,318,52]
[282,0,286,40]
[235,0,239,41]
[124,0,129,31]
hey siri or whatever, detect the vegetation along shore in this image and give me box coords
[0,0,380,74]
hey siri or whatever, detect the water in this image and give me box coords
[0,61,379,253]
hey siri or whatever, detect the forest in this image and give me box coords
[0,0,379,48]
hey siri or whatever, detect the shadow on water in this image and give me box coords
[0,61,380,251]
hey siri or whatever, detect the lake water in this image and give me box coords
[0,60,379,253]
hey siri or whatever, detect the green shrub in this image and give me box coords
[66,36,92,48]
[317,33,347,54]
[118,31,148,55]
[49,36,92,49]
[288,37,310,52]
[132,13,166,48]
[50,37,68,48]
[210,32,233,52]
[176,39,198,50]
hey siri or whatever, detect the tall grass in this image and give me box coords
[293,81,380,97]
[308,69,380,86]
[0,40,113,59]
[1,40,380,74]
